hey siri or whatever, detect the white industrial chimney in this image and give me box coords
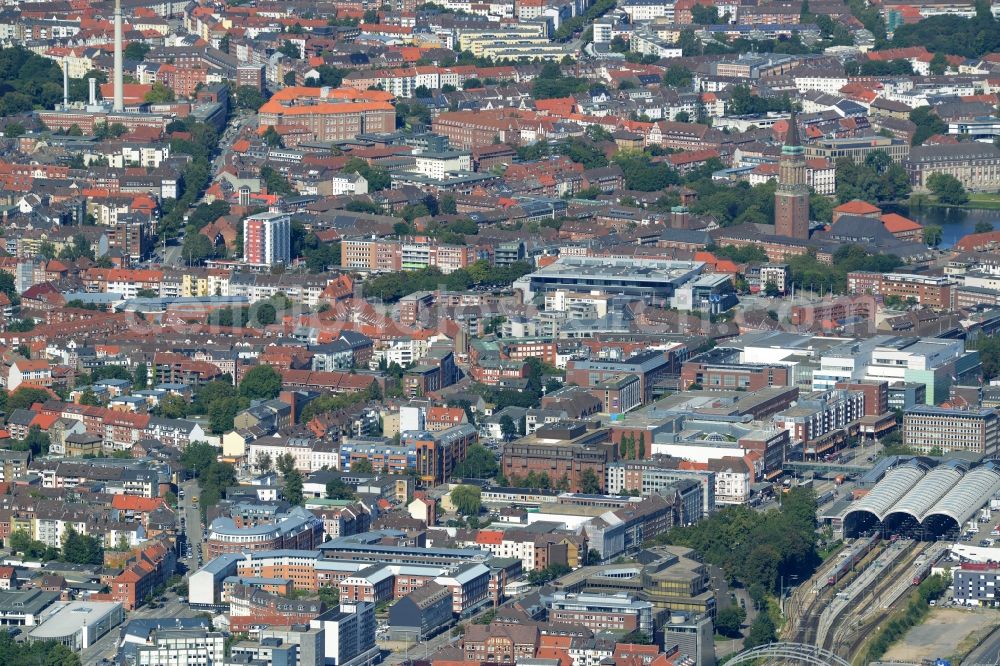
[89,77,97,106]
[62,62,68,108]
[113,0,124,112]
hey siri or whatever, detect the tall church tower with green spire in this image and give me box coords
[774,111,810,239]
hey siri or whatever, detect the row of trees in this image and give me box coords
[10,526,103,565]
[498,468,601,494]
[787,245,903,294]
[181,441,237,518]
[207,297,287,329]
[618,432,646,460]
[158,117,223,241]
[0,630,79,666]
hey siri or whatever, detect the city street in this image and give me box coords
[80,480,202,666]
[179,478,204,570]
[381,628,462,665]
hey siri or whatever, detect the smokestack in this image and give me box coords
[89,77,97,106]
[113,0,124,112]
[63,62,68,108]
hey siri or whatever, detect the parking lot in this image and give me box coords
[956,504,1000,547]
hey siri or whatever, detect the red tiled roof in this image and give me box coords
[111,495,166,512]
[834,199,882,215]
[476,530,504,545]
[29,413,59,430]
[880,213,922,233]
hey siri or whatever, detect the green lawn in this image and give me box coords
[963,193,1000,210]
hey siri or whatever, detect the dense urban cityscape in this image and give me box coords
[2,0,1000,664]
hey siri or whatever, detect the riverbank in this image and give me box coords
[912,193,1000,211]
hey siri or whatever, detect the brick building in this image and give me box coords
[847,271,954,308]
[500,422,617,492]
[681,347,792,391]
[257,87,396,146]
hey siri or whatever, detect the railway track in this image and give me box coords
[826,541,936,658]
[781,538,879,645]
[816,539,917,650]
[790,585,833,647]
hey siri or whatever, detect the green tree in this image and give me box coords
[124,42,150,61]
[235,85,266,110]
[14,425,49,457]
[262,125,283,147]
[661,487,818,595]
[180,441,217,478]
[343,157,391,191]
[531,62,590,100]
[663,65,694,88]
[193,379,237,413]
[929,52,948,75]
[744,611,776,648]
[133,363,149,390]
[8,387,53,411]
[182,232,216,265]
[495,413,521,441]
[276,452,296,478]
[580,468,601,494]
[612,151,680,191]
[284,469,304,504]
[909,106,947,146]
[451,484,482,515]
[207,397,240,433]
[835,153,910,204]
[976,221,994,234]
[923,225,944,247]
[255,451,273,473]
[144,81,175,104]
[62,527,104,565]
[351,458,374,474]
[927,172,969,205]
[261,165,294,196]
[239,365,282,401]
[526,562,571,584]
[326,478,356,500]
[0,625,80,664]
[715,605,746,637]
[452,444,498,479]
[9,530,33,555]
[0,272,18,305]
[156,393,187,419]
